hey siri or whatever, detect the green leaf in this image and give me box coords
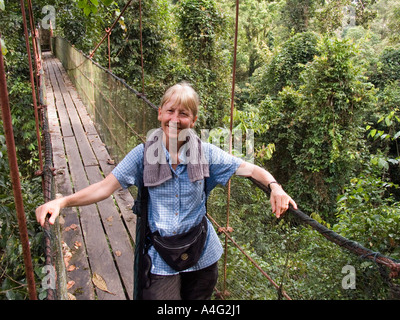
[77,0,86,9]
[90,0,99,6]
[385,116,392,127]
[84,6,91,16]
[0,0,5,11]
[101,0,114,5]
[369,129,376,138]
[378,158,389,170]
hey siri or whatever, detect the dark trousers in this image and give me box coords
[142,262,218,300]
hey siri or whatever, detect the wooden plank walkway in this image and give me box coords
[43,52,137,300]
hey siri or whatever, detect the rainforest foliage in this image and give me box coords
[1,0,400,299]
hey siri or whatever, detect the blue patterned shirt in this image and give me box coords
[112,140,243,275]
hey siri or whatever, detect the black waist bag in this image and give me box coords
[151,216,208,272]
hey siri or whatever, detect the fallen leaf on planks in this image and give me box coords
[65,223,78,232]
[74,241,82,249]
[92,272,115,295]
[67,265,76,272]
[70,224,78,230]
[62,241,72,268]
[67,280,75,290]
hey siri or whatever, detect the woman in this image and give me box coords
[36,82,297,300]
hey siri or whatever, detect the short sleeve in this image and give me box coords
[111,144,144,189]
[204,143,243,194]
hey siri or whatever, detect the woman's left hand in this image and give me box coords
[234,162,298,218]
[269,184,297,218]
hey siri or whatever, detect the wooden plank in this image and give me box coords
[44,54,95,300]
[63,135,126,300]
[55,62,98,136]
[85,133,137,242]
[44,53,140,300]
[57,64,135,295]
[113,187,136,243]
[54,58,137,242]
[61,94,135,297]
[46,57,74,138]
[49,58,98,167]
[85,166,134,299]
[48,53,126,299]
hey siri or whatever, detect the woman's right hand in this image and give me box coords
[36,197,65,227]
[35,173,122,227]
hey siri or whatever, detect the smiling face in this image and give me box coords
[157,83,199,148]
[158,94,198,142]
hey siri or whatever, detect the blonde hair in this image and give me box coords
[160,82,200,118]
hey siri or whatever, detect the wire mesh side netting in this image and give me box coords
[53,37,158,164]
[52,36,400,300]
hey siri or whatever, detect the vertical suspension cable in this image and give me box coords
[20,0,43,176]
[107,28,111,71]
[139,0,145,95]
[223,0,240,297]
[0,35,37,300]
[26,0,41,106]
